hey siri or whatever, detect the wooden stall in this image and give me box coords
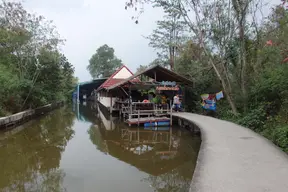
[105,65,194,127]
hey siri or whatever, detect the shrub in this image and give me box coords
[237,105,266,131]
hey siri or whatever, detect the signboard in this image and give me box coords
[156,86,179,91]
[156,81,178,91]
[160,81,176,86]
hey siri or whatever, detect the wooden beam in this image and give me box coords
[121,87,128,96]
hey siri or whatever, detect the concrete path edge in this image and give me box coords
[172,112,288,192]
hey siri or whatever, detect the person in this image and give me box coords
[173,94,181,112]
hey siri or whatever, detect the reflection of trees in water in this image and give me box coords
[143,134,200,192]
[143,161,195,192]
[85,104,201,192]
[87,109,122,154]
[0,107,75,191]
[88,124,107,153]
[78,104,98,123]
[6,169,67,192]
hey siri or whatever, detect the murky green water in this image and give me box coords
[0,103,200,192]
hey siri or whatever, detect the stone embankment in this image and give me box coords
[0,101,64,129]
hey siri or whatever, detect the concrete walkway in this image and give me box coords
[172,113,288,192]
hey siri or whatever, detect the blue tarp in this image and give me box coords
[202,99,216,111]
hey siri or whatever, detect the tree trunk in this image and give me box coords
[239,18,247,112]
[177,0,238,114]
[204,49,238,115]
[169,46,174,70]
[215,65,238,115]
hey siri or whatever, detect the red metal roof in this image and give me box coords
[100,78,125,88]
[98,65,139,90]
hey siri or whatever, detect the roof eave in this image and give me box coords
[106,65,193,90]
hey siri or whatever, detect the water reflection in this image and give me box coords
[0,107,75,192]
[87,103,200,192]
[73,102,98,123]
[0,103,200,192]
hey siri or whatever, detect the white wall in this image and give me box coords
[98,96,117,110]
[113,67,132,79]
[97,66,133,110]
[97,106,117,131]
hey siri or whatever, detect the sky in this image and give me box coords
[16,0,281,82]
[19,0,163,82]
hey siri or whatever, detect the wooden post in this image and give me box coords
[182,86,185,112]
[137,110,140,126]
[110,94,112,114]
[129,84,132,119]
[129,103,132,120]
[137,128,140,142]
[169,127,172,150]
[170,103,173,126]
[119,104,122,118]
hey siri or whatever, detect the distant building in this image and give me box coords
[96,65,139,112]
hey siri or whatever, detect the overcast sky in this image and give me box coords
[18,0,281,82]
[19,0,163,82]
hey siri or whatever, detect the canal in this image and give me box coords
[0,104,200,192]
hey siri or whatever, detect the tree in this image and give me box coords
[125,0,288,152]
[0,1,75,115]
[145,14,188,70]
[125,0,239,114]
[0,1,62,79]
[87,44,122,78]
[136,64,148,73]
[125,0,262,115]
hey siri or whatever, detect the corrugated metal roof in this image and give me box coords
[78,78,108,86]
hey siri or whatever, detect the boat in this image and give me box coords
[144,120,170,127]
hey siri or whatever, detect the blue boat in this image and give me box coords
[144,127,170,131]
[144,120,170,127]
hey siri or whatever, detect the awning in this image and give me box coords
[106,65,193,90]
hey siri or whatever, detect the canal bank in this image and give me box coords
[0,101,64,129]
[173,113,288,192]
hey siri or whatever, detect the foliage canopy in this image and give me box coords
[125,0,288,151]
[87,44,122,78]
[0,1,76,116]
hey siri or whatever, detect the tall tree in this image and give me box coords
[125,0,288,151]
[125,0,262,114]
[0,1,75,115]
[145,14,188,70]
[87,44,122,78]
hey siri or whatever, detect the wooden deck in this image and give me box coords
[126,117,170,125]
